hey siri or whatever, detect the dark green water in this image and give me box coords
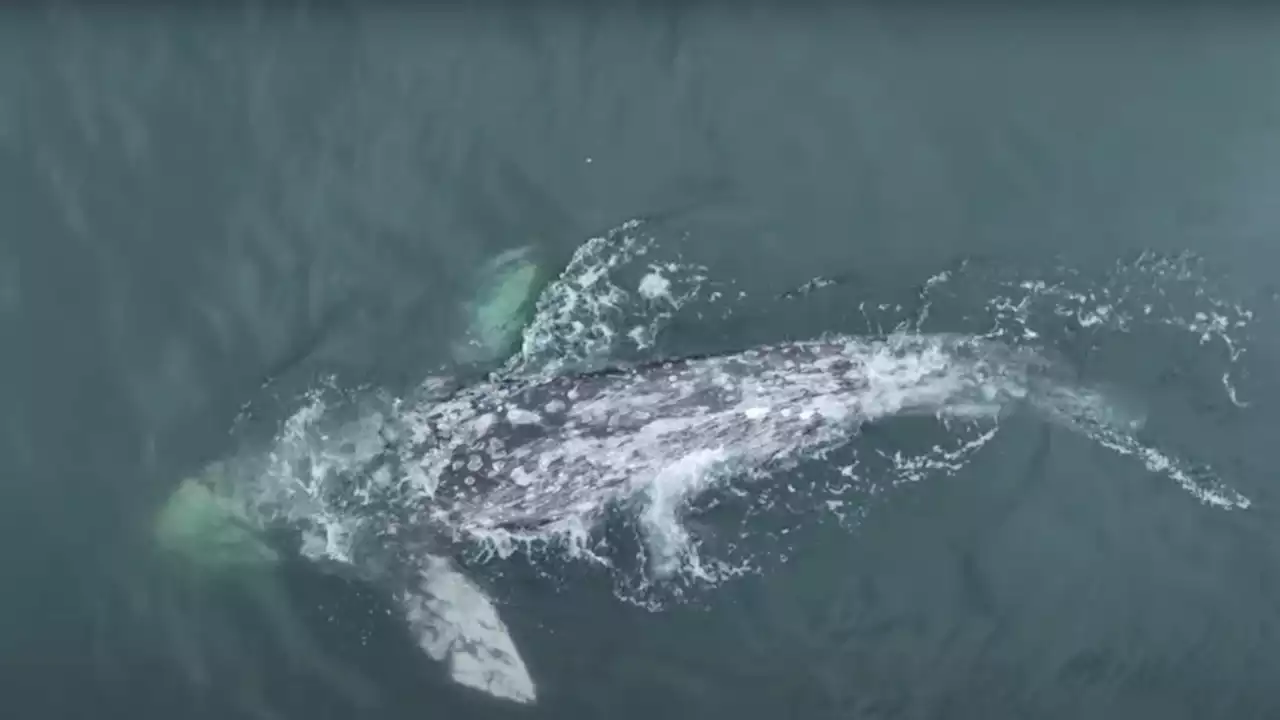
[4,5,1280,719]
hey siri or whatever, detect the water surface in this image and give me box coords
[4,6,1280,719]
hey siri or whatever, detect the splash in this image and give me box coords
[508,219,710,377]
[908,252,1257,399]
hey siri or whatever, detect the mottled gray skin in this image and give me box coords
[198,329,1090,705]
[343,333,1055,552]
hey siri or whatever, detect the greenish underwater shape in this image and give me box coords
[153,245,551,573]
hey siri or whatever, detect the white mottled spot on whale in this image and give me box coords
[506,407,541,425]
[467,455,484,472]
[472,413,495,437]
[743,406,769,420]
[511,467,534,486]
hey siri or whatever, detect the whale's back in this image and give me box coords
[413,337,992,531]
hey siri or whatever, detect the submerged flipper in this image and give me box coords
[398,554,537,704]
[451,246,549,368]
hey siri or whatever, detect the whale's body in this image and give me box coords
[365,334,1044,538]
[155,244,1124,708]
[220,330,1072,706]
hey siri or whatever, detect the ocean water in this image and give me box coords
[4,5,1280,720]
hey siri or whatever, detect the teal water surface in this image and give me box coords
[3,6,1280,720]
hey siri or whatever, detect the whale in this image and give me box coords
[239,328,1111,704]
[360,332,1055,540]
[151,243,1127,706]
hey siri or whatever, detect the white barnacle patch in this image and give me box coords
[472,412,496,438]
[743,406,769,420]
[545,399,566,413]
[511,467,534,487]
[506,407,542,425]
[814,396,851,421]
[467,455,484,472]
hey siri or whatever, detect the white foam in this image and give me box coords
[509,221,709,376]
[638,448,730,579]
[1090,429,1249,510]
[638,270,672,301]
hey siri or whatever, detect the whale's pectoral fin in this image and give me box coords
[397,555,537,705]
[452,245,551,369]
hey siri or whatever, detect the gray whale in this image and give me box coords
[342,333,1063,556]
[169,330,1104,707]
